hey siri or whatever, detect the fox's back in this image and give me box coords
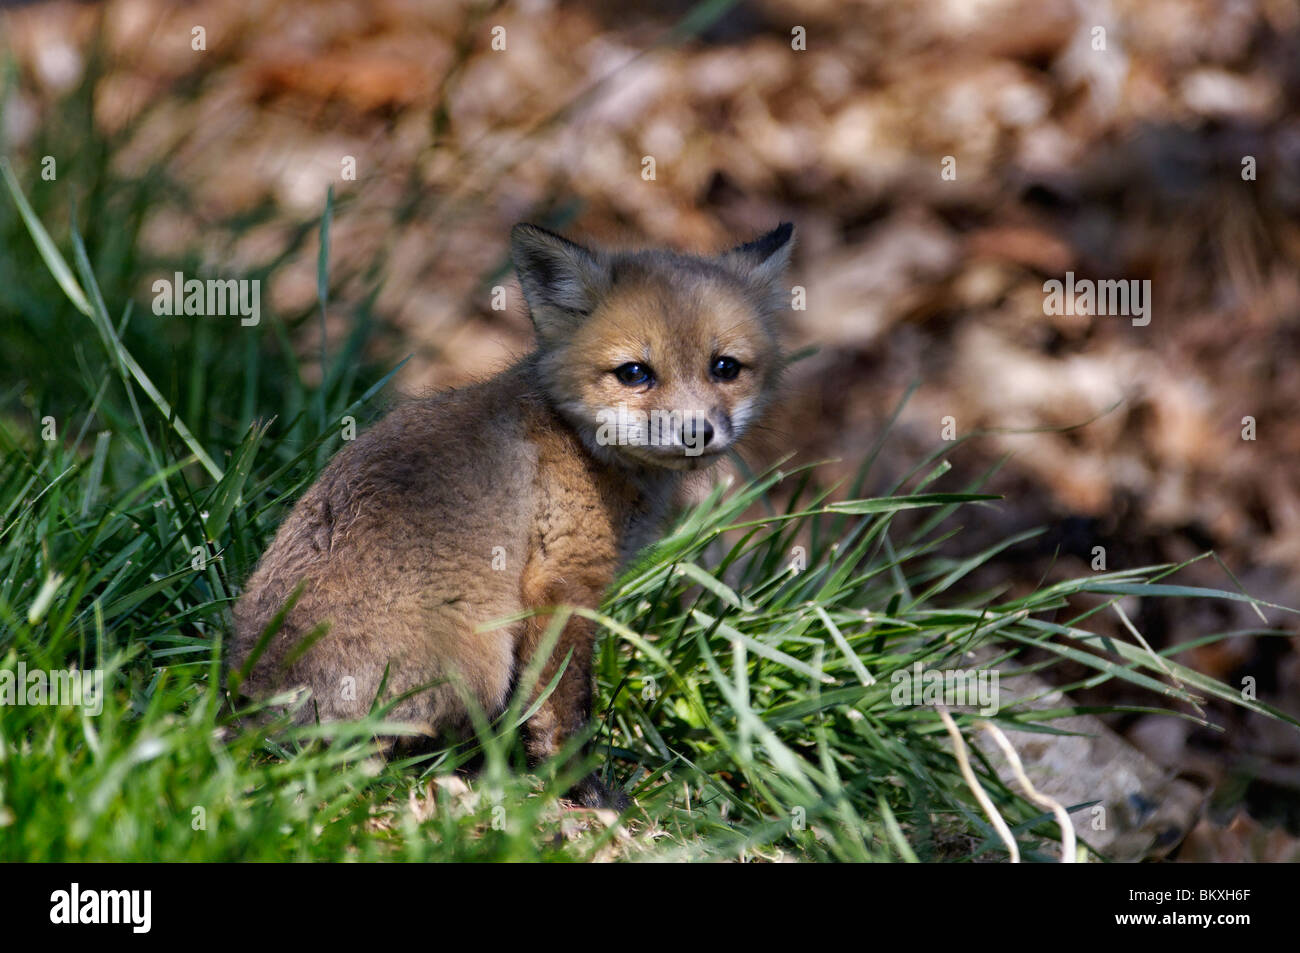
[231,367,546,716]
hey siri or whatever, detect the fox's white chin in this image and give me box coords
[619,446,731,471]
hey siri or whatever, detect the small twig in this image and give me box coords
[979,721,1076,863]
[936,706,1019,862]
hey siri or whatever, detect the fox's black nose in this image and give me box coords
[682,417,714,448]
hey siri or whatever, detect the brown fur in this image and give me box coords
[229,222,794,806]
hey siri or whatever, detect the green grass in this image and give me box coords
[2,120,1298,861]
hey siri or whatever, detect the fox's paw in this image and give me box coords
[569,773,630,811]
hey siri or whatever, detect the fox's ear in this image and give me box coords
[511,224,608,341]
[719,222,795,308]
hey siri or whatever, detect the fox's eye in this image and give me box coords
[614,362,653,386]
[711,356,741,381]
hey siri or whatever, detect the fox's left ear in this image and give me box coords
[720,222,795,308]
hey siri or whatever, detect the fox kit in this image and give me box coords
[230,222,794,805]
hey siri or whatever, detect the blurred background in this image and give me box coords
[2,0,1298,858]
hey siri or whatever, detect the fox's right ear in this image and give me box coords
[719,222,795,311]
[511,224,608,342]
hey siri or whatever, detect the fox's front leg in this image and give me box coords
[514,605,626,809]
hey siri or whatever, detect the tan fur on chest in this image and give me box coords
[521,414,665,606]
